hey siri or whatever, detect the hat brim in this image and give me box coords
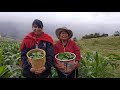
[56,28,73,39]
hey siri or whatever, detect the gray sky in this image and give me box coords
[0,12,120,38]
[0,12,120,24]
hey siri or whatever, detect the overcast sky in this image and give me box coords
[0,12,120,38]
[0,12,120,24]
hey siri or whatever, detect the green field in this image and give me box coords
[76,36,120,78]
[77,36,120,60]
[0,36,120,78]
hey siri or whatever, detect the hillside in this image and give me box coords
[77,36,120,60]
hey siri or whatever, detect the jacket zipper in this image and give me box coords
[63,46,65,52]
[36,40,38,48]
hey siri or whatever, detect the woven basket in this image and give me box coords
[55,52,76,72]
[26,49,46,70]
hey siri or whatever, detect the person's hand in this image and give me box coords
[72,61,79,70]
[55,62,65,72]
[30,68,36,73]
[34,66,46,74]
[64,61,79,73]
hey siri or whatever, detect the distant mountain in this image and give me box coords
[0,21,118,40]
[0,21,20,38]
[0,21,57,40]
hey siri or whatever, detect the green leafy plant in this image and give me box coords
[28,52,44,60]
[57,52,74,61]
[0,38,24,78]
[79,51,118,78]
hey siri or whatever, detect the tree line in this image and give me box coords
[81,31,120,39]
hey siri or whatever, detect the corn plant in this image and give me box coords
[0,38,24,78]
[79,51,118,78]
[49,67,58,78]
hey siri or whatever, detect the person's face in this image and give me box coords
[59,31,69,40]
[32,24,42,35]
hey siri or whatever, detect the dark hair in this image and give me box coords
[32,19,43,29]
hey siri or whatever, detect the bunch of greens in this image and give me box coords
[28,52,44,60]
[57,52,74,61]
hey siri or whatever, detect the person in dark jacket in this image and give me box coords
[20,19,54,78]
[54,27,80,78]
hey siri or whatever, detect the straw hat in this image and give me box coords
[55,27,73,39]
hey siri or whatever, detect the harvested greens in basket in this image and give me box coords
[28,52,44,60]
[57,52,74,61]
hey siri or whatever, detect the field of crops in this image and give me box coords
[77,36,120,78]
[0,38,23,78]
[0,36,120,78]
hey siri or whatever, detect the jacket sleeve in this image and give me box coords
[52,44,58,68]
[54,44,58,55]
[73,42,81,62]
[53,44,58,61]
[20,44,31,70]
[45,42,54,70]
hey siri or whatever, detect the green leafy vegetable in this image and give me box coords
[28,52,44,60]
[57,52,74,61]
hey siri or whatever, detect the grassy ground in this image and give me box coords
[76,36,120,77]
[77,36,120,60]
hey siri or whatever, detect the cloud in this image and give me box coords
[0,12,120,24]
[0,12,120,39]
